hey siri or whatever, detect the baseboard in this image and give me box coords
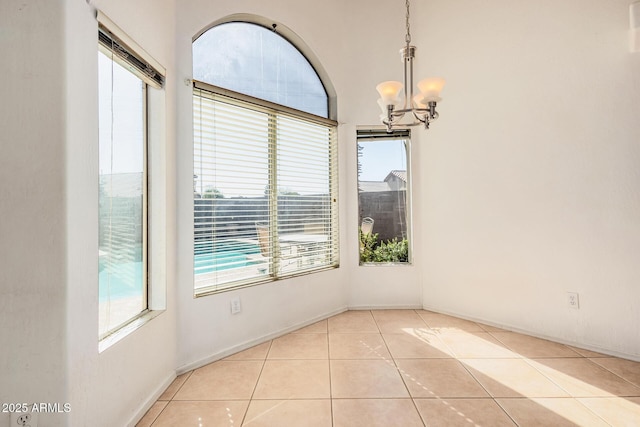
[126,370,176,427]
[422,305,640,363]
[176,306,348,374]
[348,304,423,310]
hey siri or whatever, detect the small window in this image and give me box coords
[98,16,164,341]
[357,129,411,264]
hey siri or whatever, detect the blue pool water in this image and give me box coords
[99,261,143,301]
[99,241,261,300]
[194,242,261,274]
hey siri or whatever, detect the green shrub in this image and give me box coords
[359,230,379,262]
[359,231,408,263]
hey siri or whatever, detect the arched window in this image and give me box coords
[193,22,329,118]
[192,21,339,295]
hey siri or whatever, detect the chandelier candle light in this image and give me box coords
[376,0,445,132]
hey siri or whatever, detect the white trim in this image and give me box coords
[176,306,347,374]
[193,14,337,121]
[421,305,640,363]
[126,370,176,427]
[348,304,423,310]
[193,80,336,127]
[99,310,164,353]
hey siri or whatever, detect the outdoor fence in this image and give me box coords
[194,195,332,253]
[358,190,407,243]
[192,190,406,253]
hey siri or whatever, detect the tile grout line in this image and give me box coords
[587,357,640,393]
[145,401,168,427]
[466,329,534,425]
[168,370,194,400]
[516,355,624,426]
[427,320,517,427]
[384,311,427,426]
[327,319,334,427]
[148,370,193,427]
[145,310,640,425]
[451,323,515,423]
[476,332,617,426]
[239,339,274,427]
[453,333,564,427]
[491,398,523,427]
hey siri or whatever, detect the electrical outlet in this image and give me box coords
[567,292,580,309]
[11,411,38,427]
[230,297,242,314]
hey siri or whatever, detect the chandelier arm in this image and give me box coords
[428,101,438,119]
[412,110,428,124]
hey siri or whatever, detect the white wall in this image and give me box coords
[339,0,429,310]
[4,0,638,424]
[0,2,68,426]
[65,0,178,424]
[1,0,178,425]
[175,0,354,370]
[420,0,640,359]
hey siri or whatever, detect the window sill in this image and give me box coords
[99,309,164,353]
[194,264,340,297]
[359,262,412,267]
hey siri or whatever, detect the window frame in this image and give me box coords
[356,128,413,266]
[97,13,166,350]
[192,80,339,296]
[193,17,337,122]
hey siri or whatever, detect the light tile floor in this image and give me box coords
[137,310,640,426]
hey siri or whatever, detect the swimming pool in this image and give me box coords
[194,241,261,275]
[99,260,143,301]
[98,241,261,300]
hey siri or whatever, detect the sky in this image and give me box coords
[98,51,145,176]
[193,22,327,118]
[358,139,408,182]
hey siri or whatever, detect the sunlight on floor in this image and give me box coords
[138,310,640,426]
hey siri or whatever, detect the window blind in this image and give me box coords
[97,11,165,89]
[193,83,339,294]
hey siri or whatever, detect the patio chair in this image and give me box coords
[360,217,374,235]
[255,221,297,271]
[255,221,270,258]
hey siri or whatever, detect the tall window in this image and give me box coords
[98,16,164,339]
[193,22,338,295]
[357,130,411,264]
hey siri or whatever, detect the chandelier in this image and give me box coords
[376,0,445,132]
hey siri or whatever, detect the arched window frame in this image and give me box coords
[192,17,339,296]
[192,15,337,121]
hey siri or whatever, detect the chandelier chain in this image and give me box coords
[405,0,411,45]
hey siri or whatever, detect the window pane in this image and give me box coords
[193,22,328,117]
[193,88,338,295]
[277,116,337,274]
[193,92,271,291]
[357,134,410,264]
[98,51,146,337]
